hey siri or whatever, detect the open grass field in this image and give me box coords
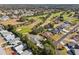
[23,13,48,21]
[40,12,62,27]
[16,20,42,35]
[13,11,79,36]
[16,26,32,34]
[14,12,63,35]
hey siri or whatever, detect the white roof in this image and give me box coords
[15,44,24,54]
[62,29,69,33]
[9,39,22,46]
[21,50,32,55]
[1,16,9,21]
[5,35,15,41]
[0,30,13,36]
[75,49,79,55]
[0,30,15,41]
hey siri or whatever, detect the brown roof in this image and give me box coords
[41,32,53,39]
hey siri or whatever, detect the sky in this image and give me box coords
[0,0,79,4]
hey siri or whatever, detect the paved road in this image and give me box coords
[54,24,79,46]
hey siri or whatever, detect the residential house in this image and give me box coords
[0,25,4,31]
[13,44,24,54]
[27,34,44,48]
[41,32,53,39]
[0,30,15,41]
[21,50,32,55]
[1,15,9,21]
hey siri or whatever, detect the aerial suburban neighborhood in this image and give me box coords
[0,4,79,55]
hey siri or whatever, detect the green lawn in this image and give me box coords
[14,11,79,36]
[53,12,63,17]
[26,14,48,19]
[16,26,32,35]
[62,11,79,24]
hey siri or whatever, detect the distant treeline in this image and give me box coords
[0,4,79,9]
